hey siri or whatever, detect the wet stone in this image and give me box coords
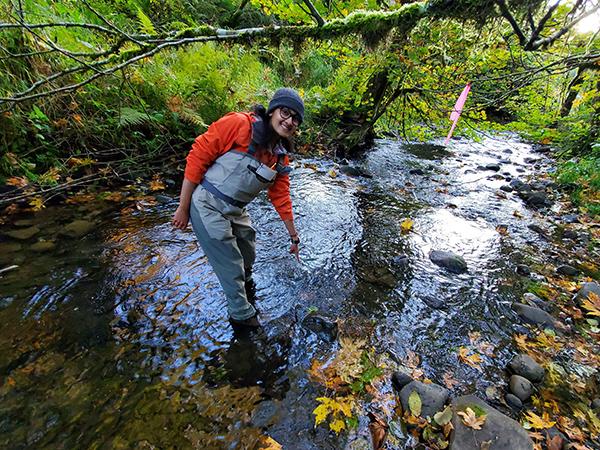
[61,220,95,238]
[556,264,579,276]
[154,194,171,204]
[30,241,56,253]
[508,354,545,383]
[391,371,413,392]
[250,400,281,428]
[521,191,551,208]
[429,250,468,274]
[0,242,22,253]
[562,229,578,240]
[516,264,531,276]
[4,226,40,240]
[509,375,534,402]
[522,293,550,312]
[13,219,35,227]
[505,393,523,410]
[500,185,513,192]
[450,395,533,450]
[513,303,556,328]
[301,314,338,342]
[510,179,531,193]
[562,214,579,224]
[391,254,409,268]
[340,165,372,178]
[409,168,425,175]
[592,398,600,411]
[400,381,449,419]
[485,163,501,171]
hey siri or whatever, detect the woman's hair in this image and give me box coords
[252,104,294,152]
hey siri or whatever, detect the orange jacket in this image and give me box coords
[184,112,293,221]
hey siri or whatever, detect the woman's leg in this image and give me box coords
[189,201,256,321]
[231,212,257,303]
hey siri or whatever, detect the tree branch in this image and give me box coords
[494,0,527,46]
[302,0,326,27]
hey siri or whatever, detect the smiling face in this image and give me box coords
[270,107,300,139]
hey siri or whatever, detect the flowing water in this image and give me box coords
[0,134,575,449]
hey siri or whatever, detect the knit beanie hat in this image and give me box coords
[267,88,305,123]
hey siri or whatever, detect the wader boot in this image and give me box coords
[244,267,257,306]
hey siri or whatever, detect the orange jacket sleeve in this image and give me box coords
[183,112,252,184]
[268,154,293,221]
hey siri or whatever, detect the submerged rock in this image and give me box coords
[30,241,56,253]
[4,226,40,240]
[340,165,372,178]
[409,168,425,176]
[61,220,95,238]
[13,219,35,227]
[399,381,449,419]
[508,354,545,383]
[513,303,556,328]
[450,395,533,450]
[0,242,22,253]
[429,250,468,274]
[510,179,531,193]
[500,185,513,192]
[301,314,338,342]
[509,375,534,401]
[520,191,551,208]
[516,264,531,276]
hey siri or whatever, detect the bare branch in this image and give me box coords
[0,21,121,35]
[302,0,326,27]
[528,5,600,50]
[494,0,527,46]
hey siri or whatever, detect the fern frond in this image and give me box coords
[136,8,156,35]
[119,107,153,127]
[179,107,208,129]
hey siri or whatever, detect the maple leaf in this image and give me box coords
[258,436,282,450]
[457,347,483,370]
[333,337,366,383]
[400,218,413,234]
[6,176,28,187]
[329,419,345,433]
[457,407,486,430]
[443,371,460,389]
[523,411,556,429]
[149,175,166,191]
[29,196,45,211]
[546,434,563,450]
[581,292,600,317]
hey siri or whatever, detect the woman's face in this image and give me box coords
[270,107,300,139]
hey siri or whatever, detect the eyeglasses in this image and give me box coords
[279,107,301,126]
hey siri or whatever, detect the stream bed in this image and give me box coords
[1,134,598,449]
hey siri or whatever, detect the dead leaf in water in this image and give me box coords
[258,436,282,450]
[457,347,483,370]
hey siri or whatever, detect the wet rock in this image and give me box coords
[505,393,523,410]
[513,303,556,328]
[561,214,579,224]
[30,241,56,253]
[508,354,545,383]
[0,242,22,253]
[400,381,449,418]
[4,226,40,240]
[13,219,34,227]
[154,194,171,204]
[527,223,549,238]
[251,399,281,428]
[391,254,409,268]
[520,191,551,208]
[429,250,468,274]
[391,371,413,391]
[592,398,600,411]
[165,178,176,186]
[503,148,513,154]
[61,220,95,238]
[500,185,513,192]
[562,229,578,240]
[510,179,531,193]
[509,375,534,402]
[556,265,579,276]
[359,266,396,288]
[516,167,526,173]
[485,163,501,171]
[524,157,540,164]
[422,295,447,309]
[522,293,550,312]
[301,314,338,342]
[409,168,425,176]
[340,165,372,178]
[516,264,531,276]
[450,395,533,450]
[574,282,600,307]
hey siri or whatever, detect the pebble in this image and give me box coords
[556,264,579,276]
[505,393,523,410]
[516,264,530,276]
[429,250,468,274]
[4,226,40,240]
[391,371,413,391]
[508,354,545,383]
[509,375,534,401]
[30,241,56,253]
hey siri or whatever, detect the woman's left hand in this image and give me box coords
[289,242,300,261]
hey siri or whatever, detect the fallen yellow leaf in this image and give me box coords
[457,407,486,430]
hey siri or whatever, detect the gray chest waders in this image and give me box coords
[190,131,292,320]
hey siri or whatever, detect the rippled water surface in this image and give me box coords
[1,135,565,448]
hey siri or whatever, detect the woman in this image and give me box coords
[172,88,303,328]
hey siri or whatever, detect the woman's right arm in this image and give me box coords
[172,178,197,229]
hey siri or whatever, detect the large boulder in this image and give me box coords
[429,250,468,274]
[399,381,449,419]
[450,395,533,450]
[508,354,545,383]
